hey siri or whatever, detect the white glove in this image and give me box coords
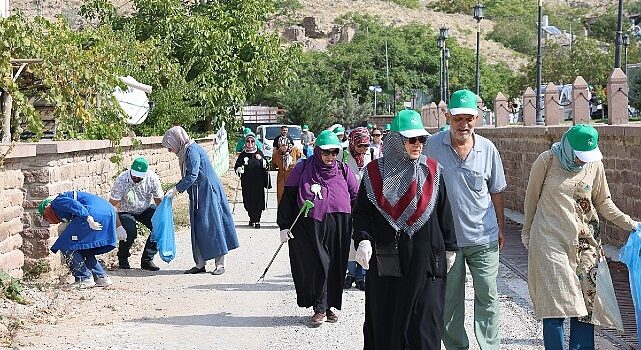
[165,187,177,199]
[235,167,244,176]
[116,226,127,241]
[57,222,68,234]
[355,240,372,270]
[446,251,457,273]
[521,233,530,250]
[86,215,103,230]
[280,229,293,243]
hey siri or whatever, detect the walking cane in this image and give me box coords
[232,157,249,214]
[257,200,314,283]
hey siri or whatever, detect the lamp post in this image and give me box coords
[444,48,451,102]
[623,33,630,76]
[614,0,624,68]
[437,27,449,102]
[369,85,383,115]
[473,2,484,97]
[535,0,544,124]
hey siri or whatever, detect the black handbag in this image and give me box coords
[375,232,404,278]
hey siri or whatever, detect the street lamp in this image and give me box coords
[369,85,383,115]
[437,27,449,102]
[623,33,630,76]
[535,0,544,124]
[444,48,451,102]
[614,0,624,68]
[473,2,484,97]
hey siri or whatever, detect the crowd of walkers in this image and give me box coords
[37,88,640,349]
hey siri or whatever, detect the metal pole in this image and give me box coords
[625,46,628,77]
[535,0,543,124]
[385,39,390,114]
[374,91,378,115]
[475,21,481,96]
[614,0,624,68]
[445,49,450,103]
[439,48,444,102]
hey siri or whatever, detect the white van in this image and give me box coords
[255,124,303,160]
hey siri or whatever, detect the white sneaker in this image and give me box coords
[94,276,113,287]
[70,278,96,289]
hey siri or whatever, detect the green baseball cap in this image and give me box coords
[390,110,428,138]
[384,123,391,130]
[38,195,57,216]
[303,124,309,131]
[567,124,602,162]
[130,157,149,178]
[243,127,251,135]
[333,126,345,135]
[316,130,342,150]
[367,123,373,129]
[448,89,479,116]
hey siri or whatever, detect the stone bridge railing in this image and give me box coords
[0,136,215,278]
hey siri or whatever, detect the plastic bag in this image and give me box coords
[619,226,641,345]
[150,196,176,263]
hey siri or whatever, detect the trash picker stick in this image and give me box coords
[257,200,314,283]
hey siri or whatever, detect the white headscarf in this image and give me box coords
[162,126,195,174]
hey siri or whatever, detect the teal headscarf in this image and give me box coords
[551,131,583,173]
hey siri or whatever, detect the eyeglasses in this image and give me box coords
[404,136,427,145]
[356,144,369,149]
[321,149,340,156]
[372,134,382,137]
[246,140,255,144]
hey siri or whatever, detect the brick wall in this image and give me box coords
[471,125,641,247]
[0,136,215,277]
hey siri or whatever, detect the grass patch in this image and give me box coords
[0,272,28,305]
[391,0,420,9]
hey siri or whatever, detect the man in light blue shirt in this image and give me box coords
[424,89,506,350]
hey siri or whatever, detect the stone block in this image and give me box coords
[20,238,51,259]
[0,234,22,254]
[0,249,25,272]
[22,168,50,183]
[3,170,24,189]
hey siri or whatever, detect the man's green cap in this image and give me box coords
[130,157,149,178]
[367,123,373,128]
[303,124,309,131]
[316,130,342,150]
[448,89,479,116]
[333,126,345,135]
[390,110,428,138]
[567,124,602,162]
[385,123,391,130]
[38,195,57,216]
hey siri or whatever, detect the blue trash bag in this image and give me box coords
[150,196,176,263]
[619,226,641,345]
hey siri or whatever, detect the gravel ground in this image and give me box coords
[4,171,619,349]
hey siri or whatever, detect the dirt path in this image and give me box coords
[9,171,618,349]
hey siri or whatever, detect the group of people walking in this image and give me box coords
[37,87,640,349]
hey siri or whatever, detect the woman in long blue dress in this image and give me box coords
[162,126,239,275]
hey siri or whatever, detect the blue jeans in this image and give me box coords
[543,317,594,350]
[346,261,366,282]
[62,250,107,281]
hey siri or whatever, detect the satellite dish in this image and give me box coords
[113,76,152,125]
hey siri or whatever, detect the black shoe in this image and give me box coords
[248,221,254,226]
[119,259,131,269]
[356,280,366,291]
[343,276,354,289]
[184,266,206,274]
[141,261,160,271]
[254,223,261,229]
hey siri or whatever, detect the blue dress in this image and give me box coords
[177,143,239,261]
[50,191,118,255]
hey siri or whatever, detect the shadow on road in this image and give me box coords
[187,282,295,292]
[130,312,309,327]
[107,269,188,277]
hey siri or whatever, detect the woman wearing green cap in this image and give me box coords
[39,191,123,288]
[234,132,269,228]
[277,130,359,326]
[352,110,458,349]
[522,124,640,349]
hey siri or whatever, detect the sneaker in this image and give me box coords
[326,309,338,323]
[184,266,206,274]
[141,261,160,271]
[310,312,326,326]
[343,276,354,289]
[94,276,113,287]
[254,223,261,229]
[248,221,255,226]
[211,267,225,275]
[119,259,131,269]
[70,278,95,289]
[355,280,366,291]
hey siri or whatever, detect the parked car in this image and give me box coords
[255,124,302,161]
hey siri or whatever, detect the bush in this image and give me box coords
[487,18,536,56]
[390,0,421,10]
[0,272,27,305]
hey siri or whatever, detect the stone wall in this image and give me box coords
[0,136,215,277]
[471,125,641,247]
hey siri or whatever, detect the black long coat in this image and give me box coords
[352,176,457,350]
[235,151,268,218]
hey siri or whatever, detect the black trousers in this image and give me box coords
[117,206,157,263]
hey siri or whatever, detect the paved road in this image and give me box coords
[14,172,618,349]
